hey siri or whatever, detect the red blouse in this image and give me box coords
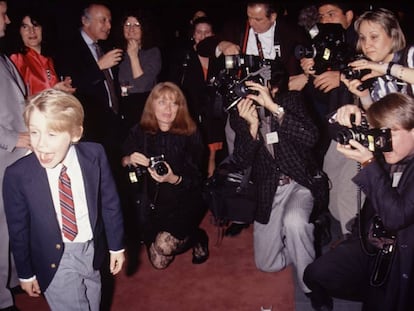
[10,47,59,96]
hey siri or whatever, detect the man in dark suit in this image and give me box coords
[0,1,31,310]
[55,1,124,174]
[197,1,309,77]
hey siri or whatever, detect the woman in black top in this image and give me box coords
[122,82,208,268]
[168,16,227,178]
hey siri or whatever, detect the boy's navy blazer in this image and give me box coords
[3,142,124,292]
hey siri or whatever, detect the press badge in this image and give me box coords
[266,131,279,144]
[392,172,402,188]
[274,44,281,58]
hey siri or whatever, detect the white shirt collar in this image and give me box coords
[46,144,76,175]
[246,21,277,59]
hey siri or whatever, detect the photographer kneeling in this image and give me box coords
[229,67,325,307]
[121,82,209,269]
[304,92,414,311]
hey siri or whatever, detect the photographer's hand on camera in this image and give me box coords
[300,58,316,76]
[147,161,181,185]
[333,105,376,166]
[121,152,150,168]
[348,59,386,80]
[300,57,341,93]
[217,41,241,56]
[340,73,371,103]
[336,138,374,168]
[237,98,259,139]
[244,80,274,108]
[245,81,285,120]
[335,104,364,128]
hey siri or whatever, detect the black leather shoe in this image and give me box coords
[224,223,249,237]
[305,292,333,311]
[192,230,209,264]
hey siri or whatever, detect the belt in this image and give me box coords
[277,174,291,186]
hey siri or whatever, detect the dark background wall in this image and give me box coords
[4,0,412,59]
[6,0,410,47]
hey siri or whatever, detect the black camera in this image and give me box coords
[341,66,374,91]
[372,216,396,240]
[295,23,353,74]
[340,54,374,91]
[209,58,270,111]
[341,66,371,80]
[128,165,147,184]
[222,72,264,111]
[149,155,168,176]
[224,54,263,71]
[334,115,392,152]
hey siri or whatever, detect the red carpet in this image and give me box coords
[15,212,295,311]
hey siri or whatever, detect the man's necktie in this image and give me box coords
[254,33,265,60]
[59,165,78,241]
[93,43,119,114]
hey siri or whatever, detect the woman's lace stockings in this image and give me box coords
[148,231,188,269]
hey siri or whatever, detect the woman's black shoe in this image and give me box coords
[192,230,209,264]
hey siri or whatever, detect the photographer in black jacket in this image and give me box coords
[304,92,414,311]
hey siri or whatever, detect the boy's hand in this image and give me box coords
[20,279,41,297]
[110,252,125,275]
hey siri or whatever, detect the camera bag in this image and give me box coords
[203,156,257,243]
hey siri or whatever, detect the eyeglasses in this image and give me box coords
[123,22,141,30]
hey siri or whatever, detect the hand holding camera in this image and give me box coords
[336,136,375,165]
[237,98,259,125]
[346,58,386,80]
[331,104,364,128]
[340,57,379,93]
[148,155,168,176]
[330,105,392,156]
[243,81,273,108]
[146,155,183,185]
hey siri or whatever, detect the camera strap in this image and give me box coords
[254,33,265,61]
[241,21,249,54]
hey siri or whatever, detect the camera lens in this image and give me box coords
[336,129,356,145]
[233,82,249,98]
[154,162,168,176]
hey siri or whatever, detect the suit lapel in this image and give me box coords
[75,144,99,227]
[0,54,27,96]
[28,157,62,234]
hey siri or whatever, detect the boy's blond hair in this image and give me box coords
[24,88,84,140]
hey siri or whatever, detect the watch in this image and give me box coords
[273,106,284,117]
